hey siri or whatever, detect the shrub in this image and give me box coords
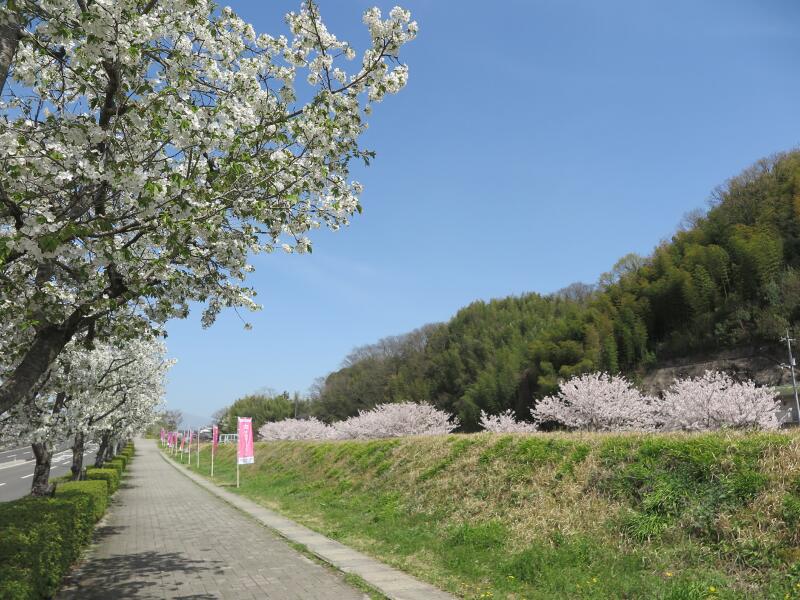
[479,410,537,433]
[660,371,781,431]
[0,495,94,599]
[86,467,119,494]
[105,459,124,476]
[334,402,459,439]
[532,373,659,431]
[114,454,128,469]
[56,480,109,522]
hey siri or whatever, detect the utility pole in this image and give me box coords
[782,329,800,426]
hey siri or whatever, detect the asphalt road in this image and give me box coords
[0,442,99,502]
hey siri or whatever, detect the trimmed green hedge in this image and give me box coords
[0,442,135,598]
[112,454,128,469]
[56,480,108,522]
[0,494,94,599]
[104,460,124,477]
[86,467,119,494]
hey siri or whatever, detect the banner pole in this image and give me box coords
[197,433,199,468]
[211,447,214,477]
[237,462,240,488]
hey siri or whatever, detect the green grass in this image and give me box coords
[164,432,800,599]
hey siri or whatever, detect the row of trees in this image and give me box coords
[1,336,172,494]
[0,0,416,494]
[212,391,307,434]
[306,152,800,429]
[258,402,457,440]
[252,371,781,442]
[530,371,781,431]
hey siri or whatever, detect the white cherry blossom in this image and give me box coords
[0,0,416,414]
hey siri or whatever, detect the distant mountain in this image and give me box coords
[178,412,212,429]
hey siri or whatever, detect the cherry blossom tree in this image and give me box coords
[258,402,457,441]
[531,372,659,432]
[333,402,458,439]
[0,0,416,414]
[258,416,332,441]
[0,336,171,494]
[659,370,781,431]
[479,409,537,433]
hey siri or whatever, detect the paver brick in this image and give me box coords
[58,440,368,600]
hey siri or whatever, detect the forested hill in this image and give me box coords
[311,151,800,430]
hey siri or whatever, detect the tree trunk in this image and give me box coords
[94,433,110,468]
[70,431,85,481]
[0,318,82,415]
[0,9,21,96]
[30,441,54,497]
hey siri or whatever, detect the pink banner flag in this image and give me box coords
[212,425,219,450]
[160,428,165,444]
[179,432,185,451]
[237,417,254,465]
[188,430,193,445]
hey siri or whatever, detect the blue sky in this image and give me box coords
[166,0,800,423]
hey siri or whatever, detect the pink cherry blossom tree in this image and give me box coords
[659,370,781,431]
[333,402,458,439]
[531,372,659,431]
[258,417,333,441]
[479,409,537,433]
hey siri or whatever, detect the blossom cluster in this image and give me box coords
[258,417,332,441]
[532,373,661,432]
[258,402,458,441]
[659,371,781,431]
[478,410,537,433]
[0,337,173,447]
[522,371,781,432]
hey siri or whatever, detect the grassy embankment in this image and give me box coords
[170,433,800,599]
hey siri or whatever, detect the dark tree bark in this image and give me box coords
[94,432,111,468]
[70,431,85,480]
[0,314,85,415]
[0,9,21,96]
[30,441,54,496]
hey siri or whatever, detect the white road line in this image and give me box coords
[0,459,34,471]
[20,474,33,479]
[0,482,6,486]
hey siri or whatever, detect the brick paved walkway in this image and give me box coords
[59,440,368,600]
